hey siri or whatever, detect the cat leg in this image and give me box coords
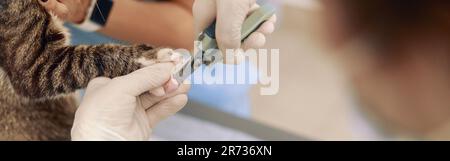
[6,44,176,99]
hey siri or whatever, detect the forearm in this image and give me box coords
[99,0,194,50]
[171,0,194,10]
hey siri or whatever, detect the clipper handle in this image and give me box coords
[203,4,276,45]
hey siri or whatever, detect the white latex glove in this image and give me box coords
[193,0,277,63]
[71,63,190,141]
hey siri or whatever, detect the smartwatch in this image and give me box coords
[76,0,114,32]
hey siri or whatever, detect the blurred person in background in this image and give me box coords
[323,0,450,139]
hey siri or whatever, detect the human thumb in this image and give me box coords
[193,0,217,36]
[215,0,256,51]
[112,63,175,96]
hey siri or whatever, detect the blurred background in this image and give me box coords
[69,0,450,141]
[250,0,358,140]
[251,0,450,140]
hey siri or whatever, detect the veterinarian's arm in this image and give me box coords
[99,0,194,50]
[40,0,194,50]
[193,0,277,63]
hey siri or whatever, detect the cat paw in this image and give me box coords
[156,48,183,63]
[136,48,182,67]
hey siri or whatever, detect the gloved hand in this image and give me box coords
[71,63,190,141]
[193,0,277,63]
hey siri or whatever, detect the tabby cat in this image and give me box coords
[0,0,176,140]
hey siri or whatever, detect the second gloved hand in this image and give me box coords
[193,0,277,63]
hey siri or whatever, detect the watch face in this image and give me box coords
[91,0,114,26]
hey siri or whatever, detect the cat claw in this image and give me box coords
[157,48,183,64]
[136,48,182,67]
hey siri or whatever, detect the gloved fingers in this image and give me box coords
[146,94,189,128]
[249,3,261,14]
[242,32,266,50]
[216,0,255,51]
[267,14,278,24]
[38,0,69,19]
[149,51,184,96]
[193,0,217,36]
[257,18,276,35]
[149,77,180,97]
[248,3,278,26]
[111,63,175,96]
[242,3,277,49]
[149,87,166,97]
[134,104,153,140]
[140,84,191,109]
[241,16,276,50]
[85,77,112,94]
[224,31,268,63]
[163,77,180,94]
[241,15,276,50]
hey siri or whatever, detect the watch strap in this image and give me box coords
[76,0,114,32]
[91,0,114,26]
